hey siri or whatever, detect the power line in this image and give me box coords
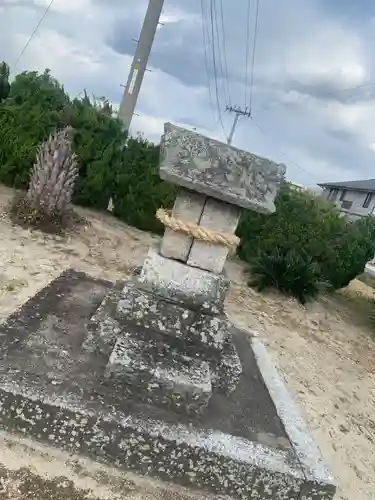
[209,0,227,137]
[212,0,228,106]
[244,0,252,108]
[248,0,260,113]
[250,117,319,181]
[200,0,217,126]
[218,0,231,105]
[12,0,55,72]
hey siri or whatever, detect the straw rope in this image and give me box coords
[156,208,239,248]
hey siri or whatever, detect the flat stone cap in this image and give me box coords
[160,122,286,213]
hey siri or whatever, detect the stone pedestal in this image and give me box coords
[96,264,242,414]
[94,123,288,416]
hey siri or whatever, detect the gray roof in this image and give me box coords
[318,178,375,193]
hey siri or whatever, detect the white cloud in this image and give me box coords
[284,23,368,88]
[2,0,375,188]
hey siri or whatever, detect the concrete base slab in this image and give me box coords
[0,270,336,500]
[105,333,212,415]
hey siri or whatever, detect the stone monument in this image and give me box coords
[0,123,336,500]
[90,122,286,413]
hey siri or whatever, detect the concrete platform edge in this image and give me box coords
[251,337,336,497]
[0,376,305,499]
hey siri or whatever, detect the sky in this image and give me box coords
[1,0,375,187]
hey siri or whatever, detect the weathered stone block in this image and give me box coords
[117,281,195,335]
[187,198,241,273]
[212,339,242,395]
[187,313,230,351]
[138,248,229,314]
[159,122,286,214]
[117,282,230,351]
[105,333,212,415]
[160,188,205,262]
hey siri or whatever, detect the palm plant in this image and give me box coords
[10,126,79,232]
[26,126,78,215]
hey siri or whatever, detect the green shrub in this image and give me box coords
[238,183,343,262]
[248,249,327,304]
[317,217,375,289]
[0,71,125,210]
[0,69,69,188]
[0,66,174,233]
[112,136,176,233]
[68,92,126,210]
[238,183,375,291]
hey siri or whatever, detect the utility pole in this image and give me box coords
[226,105,251,145]
[118,0,165,131]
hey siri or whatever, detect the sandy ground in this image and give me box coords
[0,184,374,500]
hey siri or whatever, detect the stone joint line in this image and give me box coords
[156,208,240,248]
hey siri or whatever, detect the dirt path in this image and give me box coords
[0,184,374,500]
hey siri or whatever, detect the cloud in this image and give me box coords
[2,0,375,188]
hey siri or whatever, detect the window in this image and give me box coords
[341,200,353,210]
[363,193,373,208]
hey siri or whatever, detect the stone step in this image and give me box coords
[85,280,243,397]
[104,331,212,415]
[116,281,230,353]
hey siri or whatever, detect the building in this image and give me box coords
[318,178,375,220]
